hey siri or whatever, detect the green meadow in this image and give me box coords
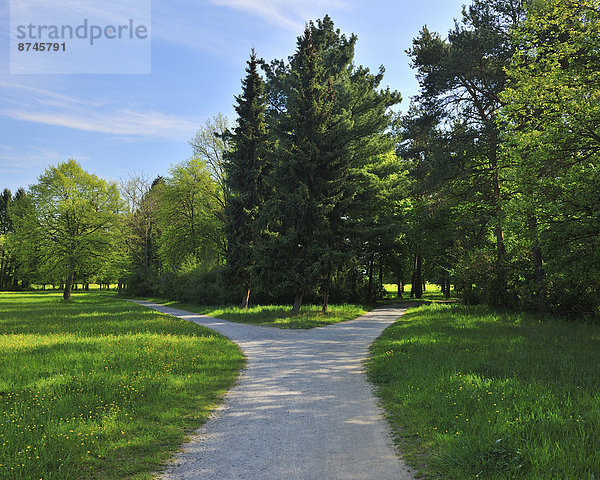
[368,303,600,479]
[0,291,244,480]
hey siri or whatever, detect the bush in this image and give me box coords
[158,265,241,305]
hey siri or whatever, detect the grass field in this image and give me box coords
[146,300,368,329]
[0,291,244,480]
[367,303,600,479]
[382,283,454,303]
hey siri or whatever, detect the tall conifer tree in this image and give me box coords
[407,0,525,306]
[258,17,401,311]
[259,27,348,314]
[224,49,268,308]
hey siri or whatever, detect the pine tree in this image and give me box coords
[407,0,525,306]
[224,49,268,308]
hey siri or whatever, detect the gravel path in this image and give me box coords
[132,301,414,480]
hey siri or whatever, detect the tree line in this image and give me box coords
[1,0,598,317]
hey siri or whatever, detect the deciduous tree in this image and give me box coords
[500,0,600,314]
[157,157,223,272]
[26,160,123,300]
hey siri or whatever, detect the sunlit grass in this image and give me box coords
[367,303,600,479]
[381,283,454,303]
[0,291,244,480]
[149,300,368,329]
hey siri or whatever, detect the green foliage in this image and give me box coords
[7,9,598,319]
[120,156,226,300]
[224,50,269,306]
[120,174,163,296]
[0,188,32,291]
[158,265,239,305]
[406,0,525,306]
[157,157,223,271]
[189,113,230,202]
[259,25,350,307]
[0,189,13,290]
[16,160,123,299]
[500,0,600,316]
[0,291,243,480]
[368,303,600,479]
[347,150,410,302]
[258,16,401,310]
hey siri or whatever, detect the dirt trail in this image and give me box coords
[132,301,414,480]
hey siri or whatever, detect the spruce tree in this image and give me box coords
[224,49,268,308]
[259,27,348,314]
[258,17,401,312]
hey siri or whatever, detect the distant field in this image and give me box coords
[0,291,244,480]
[147,301,368,329]
[368,303,600,479]
[382,283,454,302]
[27,284,118,291]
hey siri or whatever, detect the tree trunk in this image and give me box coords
[526,213,547,313]
[0,249,6,290]
[378,255,383,294]
[351,268,358,302]
[241,285,250,309]
[490,135,508,304]
[291,292,303,315]
[532,244,547,313]
[412,254,423,299]
[445,277,451,298]
[118,279,123,295]
[63,275,73,301]
[397,274,402,298]
[367,255,374,303]
[322,286,329,313]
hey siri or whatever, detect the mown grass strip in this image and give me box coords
[367,303,600,479]
[146,300,368,329]
[0,291,244,480]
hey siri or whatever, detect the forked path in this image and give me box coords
[132,301,414,480]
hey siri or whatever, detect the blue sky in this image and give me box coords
[1,0,466,193]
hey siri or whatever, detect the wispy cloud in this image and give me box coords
[151,0,350,55]
[151,3,243,58]
[208,0,349,30]
[3,108,199,141]
[0,145,93,190]
[0,80,199,141]
[0,79,105,109]
[0,146,67,173]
